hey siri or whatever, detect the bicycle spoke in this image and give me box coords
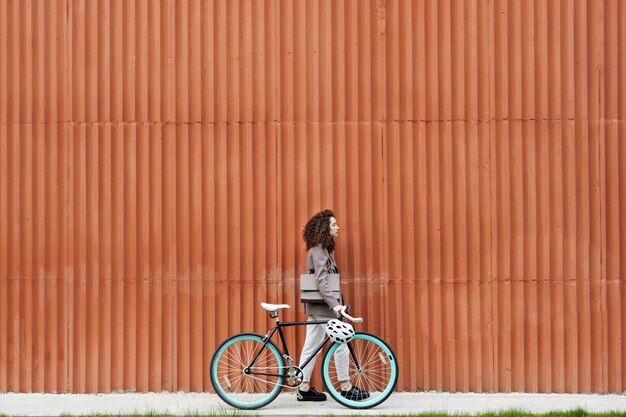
[223,348,247,367]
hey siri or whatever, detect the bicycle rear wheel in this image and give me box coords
[210,333,285,409]
[321,332,398,409]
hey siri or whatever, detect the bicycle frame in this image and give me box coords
[210,305,397,410]
[246,313,360,380]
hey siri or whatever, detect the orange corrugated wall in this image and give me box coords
[0,0,624,394]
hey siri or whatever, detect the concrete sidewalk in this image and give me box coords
[1,391,625,416]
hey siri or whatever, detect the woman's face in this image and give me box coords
[329,217,339,237]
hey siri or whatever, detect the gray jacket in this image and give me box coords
[303,244,342,317]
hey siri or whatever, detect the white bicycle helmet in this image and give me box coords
[325,319,355,344]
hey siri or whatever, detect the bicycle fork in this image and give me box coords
[347,341,363,373]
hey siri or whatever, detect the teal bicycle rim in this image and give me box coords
[322,332,398,409]
[211,333,284,410]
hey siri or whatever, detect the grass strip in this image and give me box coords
[1,409,625,417]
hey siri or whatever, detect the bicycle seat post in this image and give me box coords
[269,311,280,323]
[260,302,290,323]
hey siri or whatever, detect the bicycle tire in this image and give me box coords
[321,331,398,409]
[210,332,285,410]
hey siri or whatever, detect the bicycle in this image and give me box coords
[209,302,398,410]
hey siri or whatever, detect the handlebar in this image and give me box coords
[339,306,363,323]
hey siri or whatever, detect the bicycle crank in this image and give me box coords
[284,365,303,388]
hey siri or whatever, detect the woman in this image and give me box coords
[296,209,369,402]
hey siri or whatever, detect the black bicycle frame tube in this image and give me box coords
[247,320,333,377]
[292,320,362,371]
[346,339,361,370]
[275,320,330,366]
[297,335,332,371]
[246,326,280,374]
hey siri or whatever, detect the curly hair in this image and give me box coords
[302,209,336,253]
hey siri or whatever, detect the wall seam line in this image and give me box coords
[488,0,497,392]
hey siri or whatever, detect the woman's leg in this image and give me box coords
[298,315,326,389]
[334,343,351,391]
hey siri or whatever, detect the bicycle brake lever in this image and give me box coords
[340,306,364,323]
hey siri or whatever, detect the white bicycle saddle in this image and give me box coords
[260,302,291,312]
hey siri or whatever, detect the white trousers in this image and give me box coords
[298,315,349,382]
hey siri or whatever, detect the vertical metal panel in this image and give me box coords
[0,0,624,394]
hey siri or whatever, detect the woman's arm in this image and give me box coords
[310,246,341,309]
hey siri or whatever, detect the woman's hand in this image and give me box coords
[333,305,345,313]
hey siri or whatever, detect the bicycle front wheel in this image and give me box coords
[321,332,398,409]
[210,333,285,410]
